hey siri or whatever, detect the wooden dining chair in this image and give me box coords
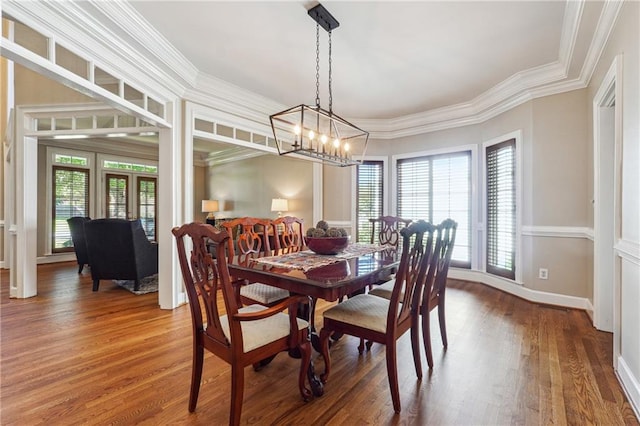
[369,218,457,369]
[420,218,457,368]
[318,220,436,413]
[273,216,304,253]
[369,215,412,247]
[220,217,290,307]
[172,222,312,426]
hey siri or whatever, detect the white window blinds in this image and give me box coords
[397,151,471,267]
[52,166,90,253]
[486,139,516,279]
[356,161,384,243]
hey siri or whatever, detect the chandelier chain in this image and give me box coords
[328,30,333,114]
[315,23,320,108]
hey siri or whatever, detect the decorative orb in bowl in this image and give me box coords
[305,236,349,255]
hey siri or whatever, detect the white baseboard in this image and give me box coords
[449,268,591,310]
[36,253,76,264]
[617,356,640,421]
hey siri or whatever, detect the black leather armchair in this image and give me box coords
[67,216,91,273]
[84,218,159,291]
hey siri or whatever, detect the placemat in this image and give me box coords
[252,243,391,271]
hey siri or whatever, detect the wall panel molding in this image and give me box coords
[617,356,640,421]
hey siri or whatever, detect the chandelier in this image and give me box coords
[270,4,369,167]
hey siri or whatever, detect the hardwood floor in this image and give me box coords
[1,262,638,425]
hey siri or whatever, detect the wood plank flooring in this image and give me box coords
[1,262,638,425]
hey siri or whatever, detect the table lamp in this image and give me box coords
[202,199,219,225]
[271,198,289,218]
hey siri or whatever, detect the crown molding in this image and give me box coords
[579,0,624,85]
[4,0,623,140]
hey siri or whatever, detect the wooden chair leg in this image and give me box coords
[319,328,332,383]
[78,264,84,274]
[410,322,423,380]
[438,298,448,348]
[298,338,313,401]
[422,307,434,369]
[92,279,100,291]
[188,344,204,412]
[133,279,140,292]
[385,342,401,413]
[230,363,244,426]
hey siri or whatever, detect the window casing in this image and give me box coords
[396,150,472,268]
[356,161,384,243]
[486,138,516,279]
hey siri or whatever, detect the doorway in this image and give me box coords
[593,56,622,364]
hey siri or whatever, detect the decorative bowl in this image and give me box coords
[305,236,349,255]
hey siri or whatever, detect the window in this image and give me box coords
[52,166,89,253]
[397,151,471,267]
[356,161,384,243]
[486,139,516,279]
[138,177,157,240]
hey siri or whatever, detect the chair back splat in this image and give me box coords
[318,219,436,413]
[172,222,312,426]
[369,215,412,247]
[220,217,290,307]
[273,216,304,253]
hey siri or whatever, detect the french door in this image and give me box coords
[105,173,157,240]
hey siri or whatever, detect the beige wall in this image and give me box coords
[193,165,207,223]
[206,154,314,225]
[323,165,352,222]
[531,90,589,226]
[325,91,592,298]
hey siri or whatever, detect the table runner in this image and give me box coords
[251,243,391,272]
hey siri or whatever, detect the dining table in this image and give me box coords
[227,242,400,397]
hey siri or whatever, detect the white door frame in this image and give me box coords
[593,55,623,362]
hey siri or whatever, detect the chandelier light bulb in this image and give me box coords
[321,134,328,144]
[293,125,301,135]
[333,138,340,148]
[308,130,315,140]
[344,143,350,152]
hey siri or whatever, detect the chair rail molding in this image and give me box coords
[616,239,640,265]
[521,225,594,240]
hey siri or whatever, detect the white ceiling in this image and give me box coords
[125,1,583,121]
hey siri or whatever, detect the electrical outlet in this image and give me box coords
[538,268,548,280]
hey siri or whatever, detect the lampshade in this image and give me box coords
[270,3,368,167]
[271,198,289,213]
[201,199,219,213]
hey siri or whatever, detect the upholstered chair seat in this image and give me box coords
[220,304,308,353]
[239,284,290,307]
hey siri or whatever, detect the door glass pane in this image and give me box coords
[106,174,128,219]
[138,177,157,240]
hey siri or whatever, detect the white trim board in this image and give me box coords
[521,225,594,240]
[617,356,640,422]
[616,239,640,265]
[449,269,592,311]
